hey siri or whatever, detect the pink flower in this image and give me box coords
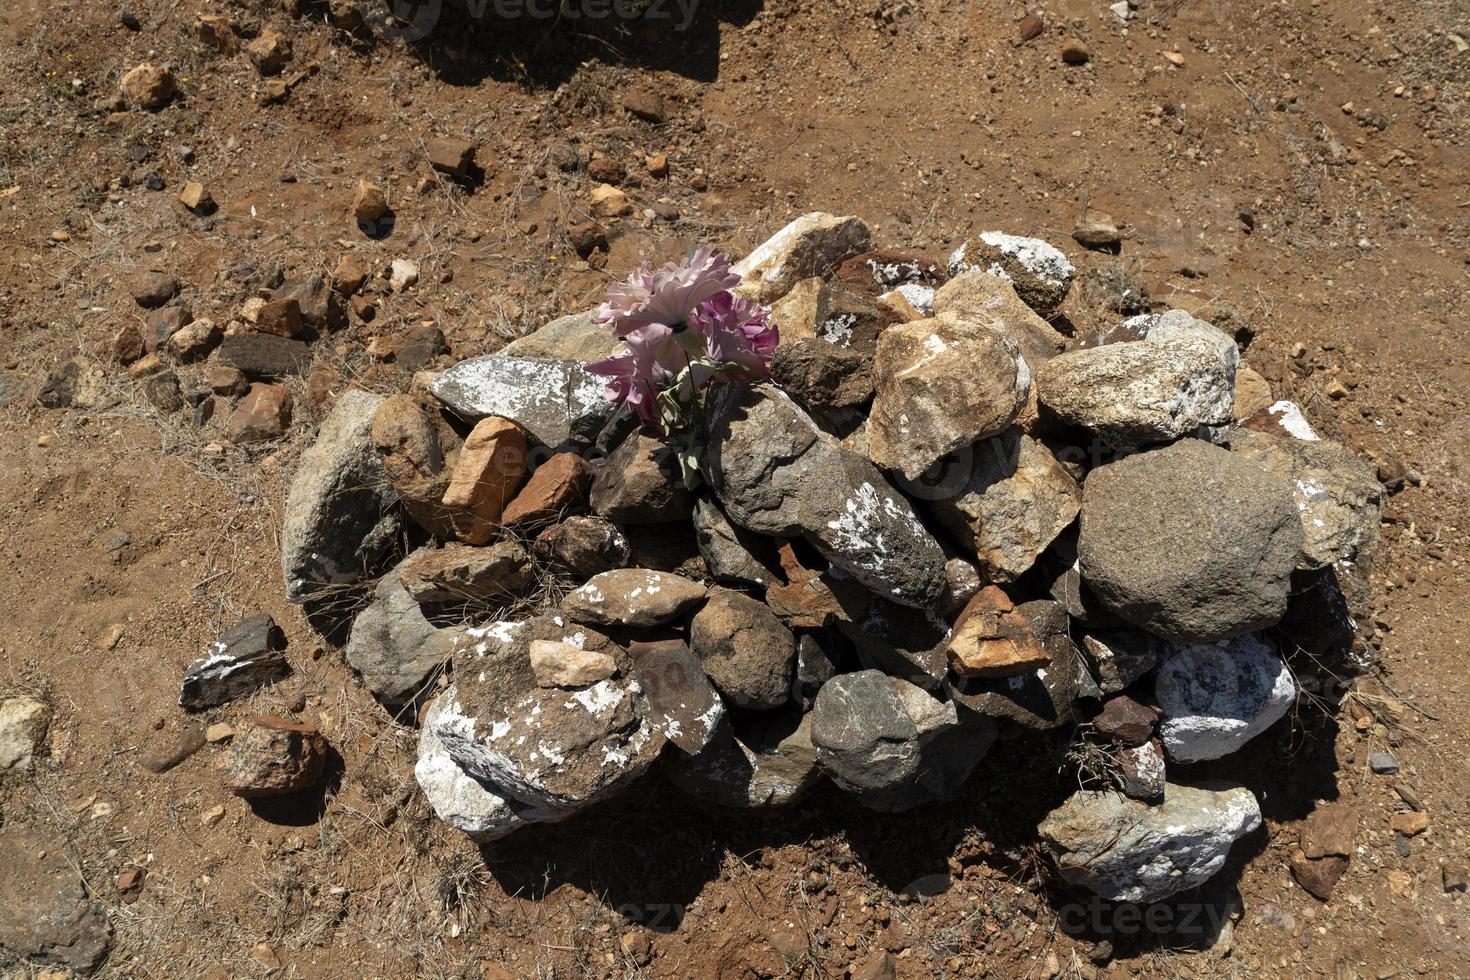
[596,246,739,338]
[690,293,778,380]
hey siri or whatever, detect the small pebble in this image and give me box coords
[1369,751,1399,775]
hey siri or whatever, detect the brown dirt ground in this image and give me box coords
[1,0,1468,976]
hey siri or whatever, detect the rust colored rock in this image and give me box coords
[225,383,293,443]
[946,586,1051,678]
[426,138,476,178]
[221,716,327,798]
[1091,696,1159,747]
[501,452,592,527]
[254,298,304,338]
[764,542,870,629]
[113,322,145,364]
[441,416,528,544]
[1290,848,1349,901]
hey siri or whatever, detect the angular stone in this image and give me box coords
[858,680,999,812]
[165,316,221,361]
[811,670,920,794]
[562,568,707,628]
[946,586,1051,678]
[665,710,820,808]
[1079,439,1302,643]
[246,29,291,75]
[0,697,50,770]
[837,597,949,686]
[1231,429,1383,572]
[502,452,592,527]
[591,432,694,524]
[769,277,891,353]
[1036,336,1235,449]
[426,137,476,178]
[352,179,388,222]
[867,312,1027,481]
[770,337,874,413]
[630,640,727,755]
[222,716,328,797]
[120,62,175,109]
[428,356,612,450]
[281,390,399,603]
[765,543,871,629]
[254,298,304,338]
[128,270,178,308]
[947,600,1085,730]
[703,384,825,536]
[1301,804,1358,860]
[500,309,621,362]
[529,640,617,688]
[836,250,945,290]
[1117,738,1166,801]
[1092,695,1158,746]
[732,212,872,304]
[792,634,839,708]
[217,332,313,379]
[438,616,663,813]
[145,305,192,353]
[692,497,778,588]
[1155,634,1296,762]
[441,416,528,545]
[345,559,462,706]
[1039,783,1262,903]
[949,231,1076,312]
[37,357,108,410]
[1080,629,1167,694]
[179,614,289,711]
[1233,365,1274,421]
[225,383,293,443]
[924,429,1080,583]
[0,827,112,973]
[113,322,145,364]
[932,269,1068,368]
[398,540,533,604]
[141,369,184,413]
[1291,849,1349,901]
[1132,310,1240,377]
[371,394,459,537]
[534,516,630,579]
[691,593,796,710]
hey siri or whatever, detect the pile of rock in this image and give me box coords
[279,212,1383,903]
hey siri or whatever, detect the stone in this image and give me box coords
[702,384,825,536]
[253,298,304,338]
[621,88,667,122]
[165,317,221,361]
[946,586,1051,678]
[692,497,778,588]
[529,640,617,688]
[178,180,215,214]
[765,542,871,629]
[1290,848,1349,901]
[854,952,897,980]
[437,615,663,813]
[246,29,291,75]
[196,13,238,52]
[0,827,113,973]
[562,568,707,628]
[1117,739,1166,801]
[1092,696,1157,746]
[811,670,920,795]
[1232,365,1274,421]
[141,725,206,774]
[1078,439,1303,642]
[1301,804,1358,861]
[217,332,313,379]
[113,322,145,364]
[128,270,178,308]
[225,383,293,443]
[836,249,945,290]
[1036,336,1236,448]
[398,540,533,604]
[867,312,1027,480]
[1060,40,1091,65]
[1231,430,1384,572]
[947,600,1085,730]
[942,556,982,615]
[923,429,1080,583]
[770,337,873,412]
[1241,399,1321,441]
[332,253,371,295]
[864,679,998,812]
[282,390,398,603]
[931,269,1068,368]
[1154,634,1296,762]
[1081,630,1167,694]
[500,309,621,362]
[415,692,550,841]
[949,232,1075,312]
[1072,212,1124,250]
[589,183,631,218]
[665,710,820,808]
[1040,783,1261,903]
[429,356,611,450]
[791,634,839,708]
[1131,310,1240,378]
[838,598,950,686]
[0,697,50,770]
[591,432,694,524]
[441,416,529,544]
[1018,10,1044,40]
[426,137,476,178]
[179,614,290,711]
[1369,752,1399,774]
[534,516,630,578]
[141,369,184,412]
[732,212,872,304]
[631,640,727,755]
[371,394,459,537]
[389,258,418,292]
[145,305,192,353]
[36,357,107,409]
[566,220,610,259]
[120,62,175,109]
[222,716,328,797]
[691,592,796,710]
[768,277,890,354]
[277,274,347,333]
[346,558,462,706]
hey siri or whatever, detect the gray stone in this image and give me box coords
[428,356,612,450]
[1035,335,1236,448]
[867,312,1028,481]
[562,568,707,628]
[792,634,839,708]
[345,558,462,707]
[949,231,1076,312]
[590,431,695,524]
[216,332,312,379]
[857,679,998,812]
[1133,310,1240,377]
[690,593,796,710]
[281,390,399,603]
[837,598,950,688]
[1155,635,1297,762]
[1078,439,1303,643]
[500,309,621,362]
[692,497,778,588]
[1081,629,1168,694]
[0,827,113,973]
[630,641,726,755]
[1368,751,1399,775]
[769,277,890,354]
[922,429,1081,583]
[1230,430,1383,572]
[665,710,821,808]
[1039,783,1262,903]
[810,670,920,794]
[732,212,872,304]
[179,614,290,711]
[0,697,50,771]
[702,384,826,536]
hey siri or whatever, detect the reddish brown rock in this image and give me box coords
[764,542,870,629]
[501,452,592,527]
[371,394,459,536]
[113,322,145,364]
[225,383,293,443]
[1301,804,1358,860]
[1290,848,1349,901]
[246,29,291,76]
[946,586,1051,678]
[1092,696,1159,747]
[221,716,327,798]
[254,298,304,338]
[120,62,176,110]
[442,416,528,544]
[426,138,476,178]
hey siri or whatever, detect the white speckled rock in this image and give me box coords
[1039,782,1262,902]
[561,568,708,628]
[949,231,1076,312]
[732,212,871,304]
[1155,634,1297,762]
[428,356,612,449]
[0,697,50,771]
